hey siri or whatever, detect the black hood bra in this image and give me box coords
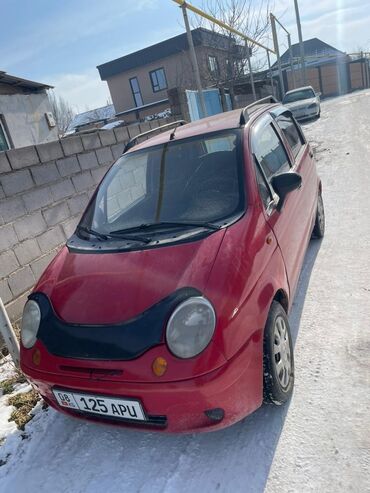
[31,287,201,361]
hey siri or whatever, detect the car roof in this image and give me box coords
[127,103,280,153]
[284,86,314,96]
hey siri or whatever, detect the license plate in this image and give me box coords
[52,389,146,421]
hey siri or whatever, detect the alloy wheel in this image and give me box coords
[273,316,292,389]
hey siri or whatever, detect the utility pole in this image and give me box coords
[245,42,256,101]
[288,33,296,89]
[266,49,274,94]
[294,0,306,85]
[181,4,207,118]
[270,13,285,98]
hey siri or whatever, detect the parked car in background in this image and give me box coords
[282,86,321,120]
[20,97,324,433]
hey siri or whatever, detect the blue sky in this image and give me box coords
[1,0,369,111]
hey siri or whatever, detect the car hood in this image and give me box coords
[35,230,226,325]
[284,97,317,110]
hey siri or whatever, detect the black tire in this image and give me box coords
[263,301,294,405]
[312,193,325,238]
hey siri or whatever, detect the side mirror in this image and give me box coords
[316,92,322,97]
[271,172,302,211]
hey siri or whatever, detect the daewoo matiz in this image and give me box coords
[20,96,325,432]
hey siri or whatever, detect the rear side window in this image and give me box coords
[254,124,290,179]
[276,114,304,158]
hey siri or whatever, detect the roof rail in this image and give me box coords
[123,120,187,153]
[239,96,279,126]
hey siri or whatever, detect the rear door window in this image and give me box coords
[276,113,305,159]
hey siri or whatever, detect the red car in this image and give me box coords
[20,97,325,433]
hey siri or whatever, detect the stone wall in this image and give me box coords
[0,117,173,322]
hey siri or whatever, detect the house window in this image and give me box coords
[129,77,143,107]
[208,55,219,75]
[0,117,10,152]
[149,68,167,92]
[226,58,231,77]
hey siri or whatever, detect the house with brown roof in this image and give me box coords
[97,28,243,122]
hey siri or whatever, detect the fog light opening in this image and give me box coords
[204,408,225,422]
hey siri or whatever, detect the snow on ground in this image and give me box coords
[0,90,370,493]
[0,359,18,442]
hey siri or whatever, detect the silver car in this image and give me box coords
[282,86,321,120]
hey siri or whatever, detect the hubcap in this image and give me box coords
[273,317,292,389]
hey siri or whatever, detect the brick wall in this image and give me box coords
[0,117,173,322]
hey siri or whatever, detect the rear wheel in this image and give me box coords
[312,193,325,238]
[263,302,294,405]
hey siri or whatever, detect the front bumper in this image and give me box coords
[292,106,319,120]
[22,335,263,433]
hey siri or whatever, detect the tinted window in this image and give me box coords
[254,124,290,180]
[276,114,304,158]
[81,131,244,236]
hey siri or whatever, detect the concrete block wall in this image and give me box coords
[0,117,175,322]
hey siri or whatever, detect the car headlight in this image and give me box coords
[166,297,216,359]
[21,300,41,348]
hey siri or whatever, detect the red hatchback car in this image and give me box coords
[20,97,325,432]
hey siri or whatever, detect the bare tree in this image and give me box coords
[48,91,76,135]
[194,0,272,89]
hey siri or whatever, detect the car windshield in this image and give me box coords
[78,130,244,239]
[283,88,315,103]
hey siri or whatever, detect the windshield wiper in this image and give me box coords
[110,221,221,235]
[77,225,109,240]
[77,225,151,244]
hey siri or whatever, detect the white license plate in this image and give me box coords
[52,389,146,421]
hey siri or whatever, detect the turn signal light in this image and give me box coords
[152,357,167,377]
[32,348,41,366]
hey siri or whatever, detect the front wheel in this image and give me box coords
[263,302,294,405]
[312,193,325,238]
